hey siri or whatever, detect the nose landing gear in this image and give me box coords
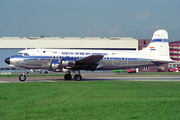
[19,71,26,81]
[19,74,26,81]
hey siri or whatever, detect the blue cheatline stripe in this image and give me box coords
[151,39,169,43]
[11,55,151,62]
[104,57,144,61]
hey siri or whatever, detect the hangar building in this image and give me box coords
[0,37,138,72]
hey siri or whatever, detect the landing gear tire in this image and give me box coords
[64,74,72,80]
[19,74,26,81]
[74,75,82,81]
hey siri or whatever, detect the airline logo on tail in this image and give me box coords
[150,46,156,50]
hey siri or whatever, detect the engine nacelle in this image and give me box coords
[50,61,75,70]
[51,64,59,70]
[62,68,71,73]
[60,61,75,68]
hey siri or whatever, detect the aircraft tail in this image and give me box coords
[140,29,173,62]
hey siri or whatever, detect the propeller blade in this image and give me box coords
[49,56,53,70]
[58,55,63,68]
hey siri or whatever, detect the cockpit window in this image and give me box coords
[18,53,23,55]
[24,53,29,56]
[18,52,29,56]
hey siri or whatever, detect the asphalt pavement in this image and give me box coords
[1,72,180,83]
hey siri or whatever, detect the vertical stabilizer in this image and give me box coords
[140,30,170,58]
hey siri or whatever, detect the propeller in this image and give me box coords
[49,56,53,70]
[58,55,63,68]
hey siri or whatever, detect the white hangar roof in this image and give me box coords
[0,37,138,50]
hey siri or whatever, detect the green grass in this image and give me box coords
[112,70,127,72]
[1,81,180,120]
[115,72,180,75]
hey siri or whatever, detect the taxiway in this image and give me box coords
[1,72,180,83]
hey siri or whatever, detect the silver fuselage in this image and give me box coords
[6,48,170,71]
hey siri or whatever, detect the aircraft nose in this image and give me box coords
[5,57,10,64]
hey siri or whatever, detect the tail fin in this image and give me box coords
[141,29,170,57]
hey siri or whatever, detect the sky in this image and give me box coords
[0,0,180,41]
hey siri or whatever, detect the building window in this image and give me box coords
[173,51,178,54]
[173,56,178,58]
[5,68,10,70]
[169,64,173,68]
[173,47,177,50]
[143,67,149,70]
[11,68,16,70]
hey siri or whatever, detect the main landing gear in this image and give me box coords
[64,70,82,81]
[64,74,82,81]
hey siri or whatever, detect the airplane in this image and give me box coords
[5,29,174,81]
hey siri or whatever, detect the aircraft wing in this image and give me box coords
[76,55,104,64]
[71,55,104,70]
